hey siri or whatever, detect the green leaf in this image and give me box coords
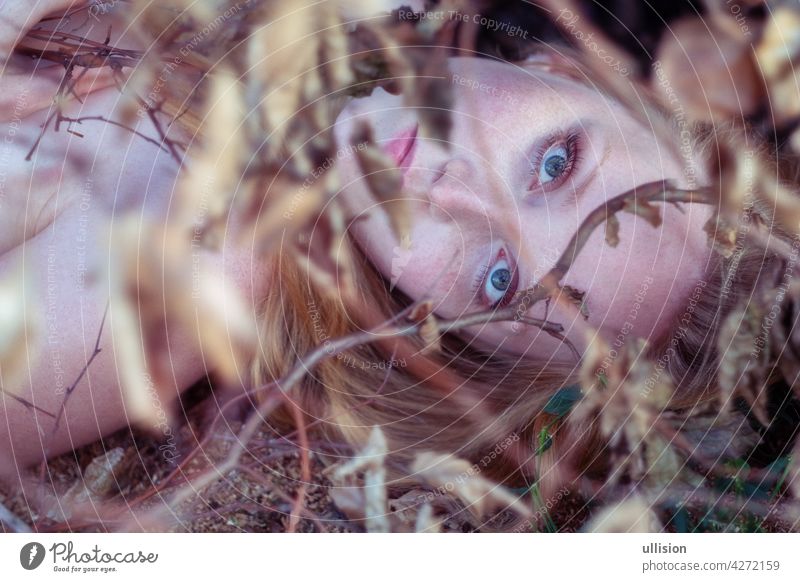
[770,456,791,499]
[536,428,553,455]
[543,384,583,418]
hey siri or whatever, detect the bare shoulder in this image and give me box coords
[0,3,272,469]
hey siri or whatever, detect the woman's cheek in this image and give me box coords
[556,211,643,338]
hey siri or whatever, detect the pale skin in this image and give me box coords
[0,1,711,470]
[0,1,268,469]
[334,56,714,363]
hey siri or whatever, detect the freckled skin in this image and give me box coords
[334,56,714,362]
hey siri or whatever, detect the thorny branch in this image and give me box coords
[15,26,187,163]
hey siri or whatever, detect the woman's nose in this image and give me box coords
[427,157,489,221]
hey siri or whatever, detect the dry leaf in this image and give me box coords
[177,71,244,246]
[412,452,532,520]
[328,486,367,522]
[407,300,434,323]
[0,266,36,390]
[718,303,771,426]
[575,337,672,486]
[756,5,800,126]
[655,17,762,121]
[703,213,740,258]
[560,285,589,320]
[249,0,319,147]
[330,426,390,532]
[109,217,257,428]
[418,315,442,354]
[408,298,441,353]
[585,496,661,532]
[50,448,127,522]
[352,122,410,242]
[605,213,620,247]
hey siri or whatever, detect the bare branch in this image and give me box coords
[50,301,109,436]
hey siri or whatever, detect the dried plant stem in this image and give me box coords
[50,301,109,436]
[287,401,310,533]
[0,391,56,419]
[16,29,187,163]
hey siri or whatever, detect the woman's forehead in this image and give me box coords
[447,56,627,127]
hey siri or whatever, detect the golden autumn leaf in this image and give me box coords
[352,122,410,243]
[177,71,244,246]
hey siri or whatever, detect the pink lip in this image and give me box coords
[383,124,418,174]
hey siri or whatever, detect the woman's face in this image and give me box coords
[333,56,713,362]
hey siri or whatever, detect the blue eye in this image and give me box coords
[528,133,580,191]
[472,249,519,309]
[539,145,568,184]
[484,259,512,306]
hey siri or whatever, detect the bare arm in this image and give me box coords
[0,1,268,470]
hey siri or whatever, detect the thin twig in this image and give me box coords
[50,301,109,436]
[0,390,56,419]
[287,399,310,533]
[16,26,187,163]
